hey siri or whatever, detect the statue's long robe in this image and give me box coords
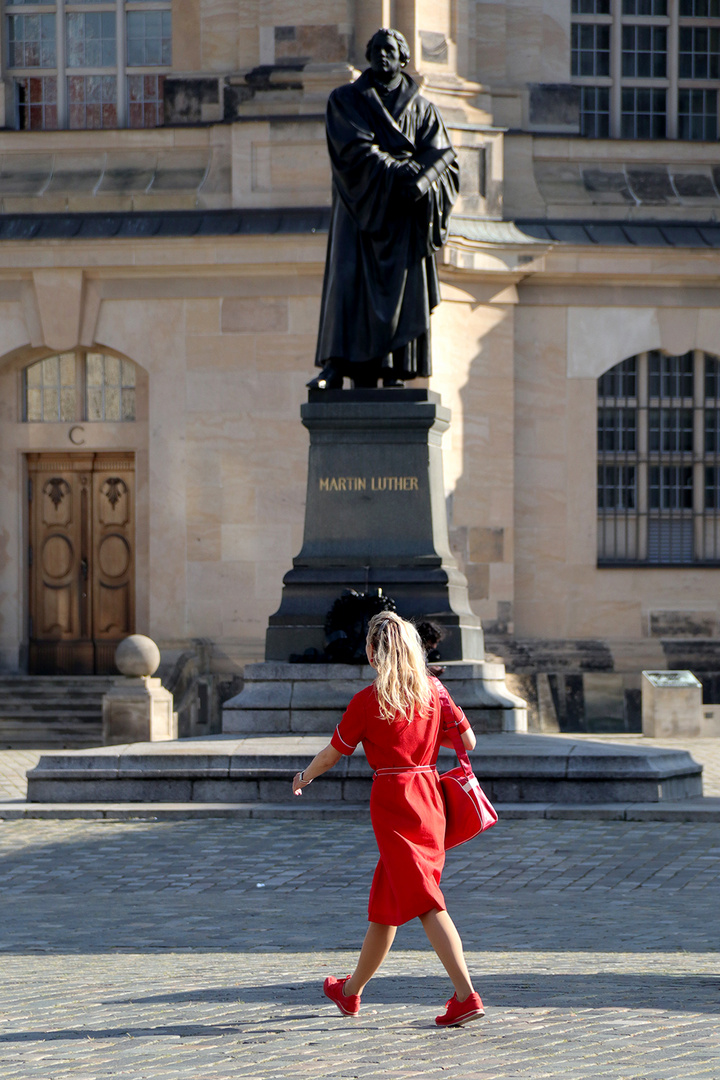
[315,70,459,378]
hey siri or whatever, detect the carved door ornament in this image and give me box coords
[101,477,127,508]
[43,477,69,508]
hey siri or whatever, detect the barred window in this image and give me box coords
[680,0,720,14]
[621,88,667,138]
[573,0,611,12]
[572,23,611,76]
[678,89,719,140]
[66,11,116,67]
[598,351,720,565]
[126,10,171,66]
[580,86,611,136]
[679,26,720,78]
[573,0,720,141]
[623,0,667,14]
[23,351,136,423]
[6,0,171,130]
[622,25,667,78]
[68,74,117,130]
[7,13,56,67]
[86,353,136,422]
[15,75,57,130]
[127,73,165,128]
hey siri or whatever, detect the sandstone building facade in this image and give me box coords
[1,0,719,731]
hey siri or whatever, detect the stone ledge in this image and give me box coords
[2,799,720,822]
[24,732,704,804]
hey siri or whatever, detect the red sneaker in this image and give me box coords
[435,991,485,1027]
[323,976,361,1017]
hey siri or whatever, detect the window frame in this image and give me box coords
[597,350,720,567]
[22,349,137,424]
[572,0,720,140]
[5,0,171,130]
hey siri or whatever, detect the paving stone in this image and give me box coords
[0,818,718,1078]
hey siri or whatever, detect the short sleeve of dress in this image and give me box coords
[330,689,367,756]
[432,676,471,735]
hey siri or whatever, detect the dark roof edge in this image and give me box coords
[0,207,331,242]
[515,218,720,249]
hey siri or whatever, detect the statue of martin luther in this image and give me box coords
[308,28,459,390]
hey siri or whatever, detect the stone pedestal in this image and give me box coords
[266,389,484,662]
[102,677,177,745]
[223,660,528,735]
[642,670,703,737]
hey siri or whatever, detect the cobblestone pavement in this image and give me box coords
[0,750,41,801]
[0,817,718,1079]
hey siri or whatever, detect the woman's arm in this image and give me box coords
[439,726,476,751]
[292,743,343,796]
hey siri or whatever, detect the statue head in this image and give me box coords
[366,28,410,82]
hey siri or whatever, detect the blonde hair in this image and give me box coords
[367,611,431,722]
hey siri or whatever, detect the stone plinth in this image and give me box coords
[266,389,484,662]
[642,670,704,738]
[222,661,528,735]
[102,677,177,746]
[25,733,703,804]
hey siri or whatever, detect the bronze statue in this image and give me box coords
[309,28,459,391]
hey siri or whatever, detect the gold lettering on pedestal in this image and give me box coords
[319,476,419,492]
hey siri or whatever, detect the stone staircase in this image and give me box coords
[0,677,115,749]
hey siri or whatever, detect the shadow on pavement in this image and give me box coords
[99,972,720,1014]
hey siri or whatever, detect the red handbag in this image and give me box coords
[440,724,497,849]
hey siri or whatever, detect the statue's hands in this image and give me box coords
[395,159,423,198]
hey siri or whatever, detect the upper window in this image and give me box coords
[597,350,720,565]
[572,0,720,140]
[23,351,136,422]
[5,0,171,130]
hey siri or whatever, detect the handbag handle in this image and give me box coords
[446,721,474,781]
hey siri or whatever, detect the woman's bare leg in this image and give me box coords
[344,922,397,997]
[419,908,475,1001]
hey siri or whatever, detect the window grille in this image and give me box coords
[623,0,668,13]
[23,350,136,423]
[580,85,611,135]
[6,0,171,130]
[572,22,611,76]
[573,0,720,140]
[597,350,720,565]
[678,88,719,139]
[680,0,720,15]
[621,88,667,138]
[573,0,611,12]
[622,25,668,78]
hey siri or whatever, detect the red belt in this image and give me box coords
[373,765,438,779]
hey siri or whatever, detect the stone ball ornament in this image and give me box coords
[115,634,161,677]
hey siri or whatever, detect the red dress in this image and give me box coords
[331,677,470,926]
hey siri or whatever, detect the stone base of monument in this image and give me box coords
[25,733,703,805]
[221,661,528,735]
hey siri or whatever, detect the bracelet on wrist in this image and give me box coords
[299,771,313,786]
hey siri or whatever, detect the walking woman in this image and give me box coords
[292,611,484,1027]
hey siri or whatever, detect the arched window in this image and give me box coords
[23,350,136,423]
[597,349,720,564]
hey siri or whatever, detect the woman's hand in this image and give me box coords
[293,771,312,797]
[291,744,343,797]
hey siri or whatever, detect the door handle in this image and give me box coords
[80,557,88,581]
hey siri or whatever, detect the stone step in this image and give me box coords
[25,733,704,805]
[0,704,102,715]
[0,676,111,748]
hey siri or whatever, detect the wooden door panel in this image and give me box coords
[28,452,135,675]
[92,455,135,673]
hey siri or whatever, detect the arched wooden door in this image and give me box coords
[28,452,135,674]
